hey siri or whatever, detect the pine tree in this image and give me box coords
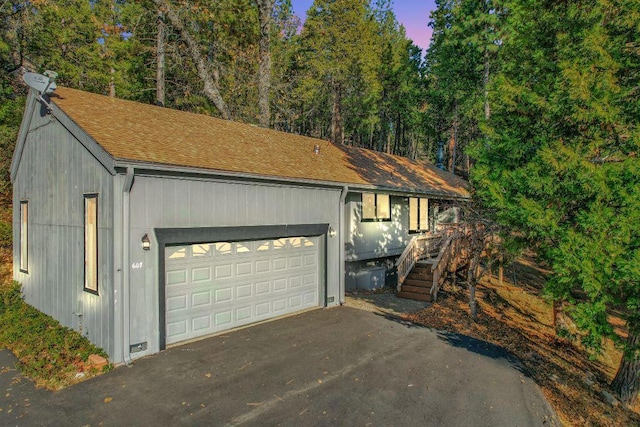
[470,0,640,403]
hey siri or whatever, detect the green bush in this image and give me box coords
[0,220,10,248]
[0,281,110,389]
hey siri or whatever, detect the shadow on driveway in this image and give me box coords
[0,306,557,426]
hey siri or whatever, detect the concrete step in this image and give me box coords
[397,291,432,302]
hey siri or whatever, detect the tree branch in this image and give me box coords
[152,0,231,119]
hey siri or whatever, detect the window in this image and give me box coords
[84,195,98,294]
[409,197,429,233]
[19,201,28,273]
[361,193,391,221]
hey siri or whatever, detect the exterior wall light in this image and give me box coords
[142,233,151,251]
[328,226,336,238]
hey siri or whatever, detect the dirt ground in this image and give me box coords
[396,255,640,426]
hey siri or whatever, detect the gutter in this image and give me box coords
[339,186,348,304]
[113,161,470,201]
[121,167,135,365]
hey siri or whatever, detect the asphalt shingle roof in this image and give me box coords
[51,87,469,199]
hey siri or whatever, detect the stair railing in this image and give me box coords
[395,234,442,291]
[396,236,419,291]
[430,227,459,301]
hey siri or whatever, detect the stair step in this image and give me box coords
[401,285,432,294]
[407,271,433,281]
[397,291,433,302]
[412,266,432,275]
[404,278,431,288]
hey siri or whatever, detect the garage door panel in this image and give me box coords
[273,278,287,291]
[236,306,252,321]
[167,269,187,285]
[236,283,253,299]
[165,236,320,345]
[192,267,211,282]
[192,314,212,331]
[273,257,287,271]
[215,264,233,279]
[191,290,212,307]
[255,259,270,273]
[214,286,233,303]
[236,261,253,276]
[167,295,187,311]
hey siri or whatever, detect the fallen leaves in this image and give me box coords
[403,254,640,426]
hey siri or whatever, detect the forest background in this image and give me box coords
[1,0,639,404]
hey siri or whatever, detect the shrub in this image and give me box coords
[0,282,110,389]
[0,220,10,248]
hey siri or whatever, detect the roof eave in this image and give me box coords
[113,159,470,200]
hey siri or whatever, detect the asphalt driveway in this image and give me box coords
[1,306,556,426]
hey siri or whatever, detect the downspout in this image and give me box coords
[122,167,135,365]
[339,186,348,304]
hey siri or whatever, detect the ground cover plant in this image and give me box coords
[405,254,640,426]
[0,253,110,390]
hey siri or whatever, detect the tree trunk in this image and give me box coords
[109,67,115,97]
[467,251,480,320]
[611,328,640,405]
[331,79,343,145]
[153,0,230,119]
[256,0,273,127]
[448,103,458,172]
[156,10,165,107]
[483,46,491,120]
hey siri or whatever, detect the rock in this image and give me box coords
[583,372,595,387]
[87,354,108,370]
[601,390,619,407]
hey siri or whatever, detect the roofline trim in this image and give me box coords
[10,91,38,182]
[113,160,470,200]
[49,95,117,175]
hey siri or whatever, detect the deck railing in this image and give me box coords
[431,232,455,301]
[395,234,444,291]
[430,225,470,301]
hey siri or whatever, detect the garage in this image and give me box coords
[164,236,321,345]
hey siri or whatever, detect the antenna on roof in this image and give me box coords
[23,70,58,111]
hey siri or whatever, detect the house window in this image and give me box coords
[19,201,28,273]
[409,197,429,232]
[362,193,391,221]
[84,194,98,294]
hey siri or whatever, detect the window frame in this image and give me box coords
[361,193,391,222]
[409,197,429,233]
[84,194,99,295]
[19,201,28,273]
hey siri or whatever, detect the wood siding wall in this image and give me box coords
[345,193,411,261]
[12,101,115,357]
[126,175,341,358]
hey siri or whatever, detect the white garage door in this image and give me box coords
[165,236,320,345]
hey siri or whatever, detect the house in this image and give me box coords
[11,86,469,364]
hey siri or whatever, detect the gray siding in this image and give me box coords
[345,193,411,261]
[126,175,341,358]
[13,102,114,358]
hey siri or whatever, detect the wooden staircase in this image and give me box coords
[397,260,435,302]
[395,226,467,303]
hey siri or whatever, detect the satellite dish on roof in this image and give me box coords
[23,70,57,111]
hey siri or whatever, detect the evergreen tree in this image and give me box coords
[470,0,640,403]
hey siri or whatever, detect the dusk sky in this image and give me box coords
[290,1,437,51]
